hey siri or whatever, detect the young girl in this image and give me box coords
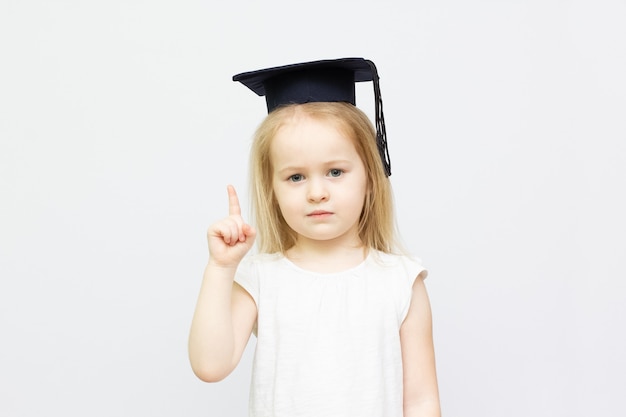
[189,58,441,417]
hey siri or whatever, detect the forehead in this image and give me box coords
[269,115,360,166]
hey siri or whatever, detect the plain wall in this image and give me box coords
[1,1,625,416]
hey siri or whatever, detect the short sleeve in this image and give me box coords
[398,255,428,323]
[234,255,259,307]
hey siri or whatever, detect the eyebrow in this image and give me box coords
[275,160,353,176]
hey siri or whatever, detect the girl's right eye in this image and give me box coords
[288,174,304,182]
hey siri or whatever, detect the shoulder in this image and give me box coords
[235,252,284,302]
[238,252,283,270]
[369,250,428,281]
[365,250,428,325]
[235,252,287,284]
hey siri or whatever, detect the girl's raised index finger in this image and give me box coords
[227,184,241,216]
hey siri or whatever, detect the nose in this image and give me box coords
[307,177,329,203]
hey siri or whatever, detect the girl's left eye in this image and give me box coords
[328,169,343,177]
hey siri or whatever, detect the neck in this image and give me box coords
[285,238,368,273]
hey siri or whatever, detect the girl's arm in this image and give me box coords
[188,185,257,382]
[188,265,257,382]
[400,274,441,417]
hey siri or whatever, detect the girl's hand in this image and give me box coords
[206,185,256,269]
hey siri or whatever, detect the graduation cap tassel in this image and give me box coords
[365,60,392,177]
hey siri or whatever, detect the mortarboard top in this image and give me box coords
[233,58,375,112]
[232,57,391,176]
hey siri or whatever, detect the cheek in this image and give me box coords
[272,182,292,213]
[271,177,283,203]
[354,176,370,212]
[352,168,369,196]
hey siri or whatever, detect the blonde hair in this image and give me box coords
[249,102,398,254]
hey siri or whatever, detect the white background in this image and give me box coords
[1,1,625,416]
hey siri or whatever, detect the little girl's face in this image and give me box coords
[270,114,368,247]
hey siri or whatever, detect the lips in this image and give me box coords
[307,210,333,217]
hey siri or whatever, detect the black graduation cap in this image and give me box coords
[232,58,391,176]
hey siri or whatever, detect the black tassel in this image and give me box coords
[366,60,392,177]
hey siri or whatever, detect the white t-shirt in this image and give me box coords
[234,250,427,417]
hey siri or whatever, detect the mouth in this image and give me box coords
[307,210,333,218]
